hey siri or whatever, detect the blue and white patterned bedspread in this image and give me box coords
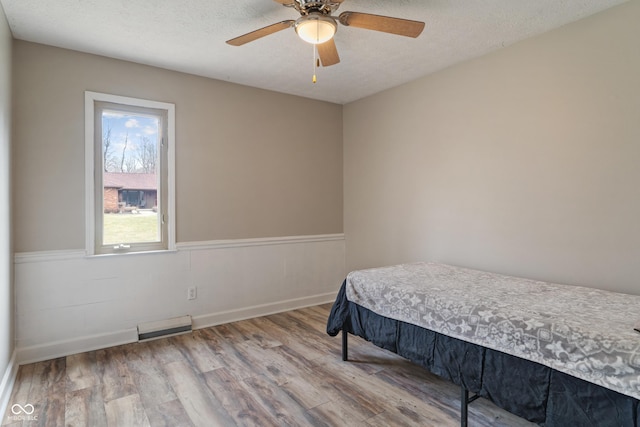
[345,262,640,400]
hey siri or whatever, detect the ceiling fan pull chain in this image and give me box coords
[312,44,317,83]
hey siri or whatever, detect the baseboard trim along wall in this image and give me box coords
[192,291,338,330]
[13,234,345,364]
[16,329,138,366]
[15,290,337,365]
[0,351,18,422]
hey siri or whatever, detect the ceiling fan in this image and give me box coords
[226,0,425,67]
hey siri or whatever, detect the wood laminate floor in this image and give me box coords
[2,304,535,426]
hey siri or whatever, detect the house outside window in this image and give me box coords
[85,92,175,255]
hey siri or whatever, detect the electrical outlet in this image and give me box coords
[187,286,197,300]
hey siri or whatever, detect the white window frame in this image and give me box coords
[85,91,176,256]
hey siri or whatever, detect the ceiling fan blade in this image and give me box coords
[226,20,295,46]
[272,0,294,4]
[317,39,340,67]
[338,12,425,38]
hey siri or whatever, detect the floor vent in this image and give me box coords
[137,315,192,341]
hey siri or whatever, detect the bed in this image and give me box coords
[326,262,640,426]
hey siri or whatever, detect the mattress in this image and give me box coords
[344,262,640,400]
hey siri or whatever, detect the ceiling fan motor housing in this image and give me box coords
[291,0,343,16]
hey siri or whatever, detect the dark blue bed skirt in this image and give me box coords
[326,281,640,426]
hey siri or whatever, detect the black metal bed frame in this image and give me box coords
[329,275,640,427]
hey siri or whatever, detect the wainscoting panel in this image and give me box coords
[14,234,345,364]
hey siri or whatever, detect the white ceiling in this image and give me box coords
[0,0,627,104]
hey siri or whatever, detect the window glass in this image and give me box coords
[101,109,161,245]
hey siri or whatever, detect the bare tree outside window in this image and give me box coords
[137,136,157,173]
[101,115,160,174]
[119,132,129,173]
[102,121,113,172]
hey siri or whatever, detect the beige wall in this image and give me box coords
[12,41,343,252]
[0,0,14,399]
[344,1,640,294]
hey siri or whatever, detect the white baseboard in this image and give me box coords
[0,350,18,422]
[15,292,338,365]
[192,291,338,329]
[16,329,138,365]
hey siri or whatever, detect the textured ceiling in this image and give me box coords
[0,0,627,104]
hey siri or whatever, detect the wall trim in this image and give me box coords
[176,233,345,251]
[14,233,345,262]
[16,329,138,366]
[0,350,18,422]
[192,291,338,330]
[14,249,87,264]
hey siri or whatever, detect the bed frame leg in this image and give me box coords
[460,386,480,427]
[461,387,469,427]
[342,329,348,361]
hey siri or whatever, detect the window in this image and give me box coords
[85,92,175,255]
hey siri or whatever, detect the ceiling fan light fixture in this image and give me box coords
[295,13,337,44]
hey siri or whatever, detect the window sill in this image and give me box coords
[86,248,178,259]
